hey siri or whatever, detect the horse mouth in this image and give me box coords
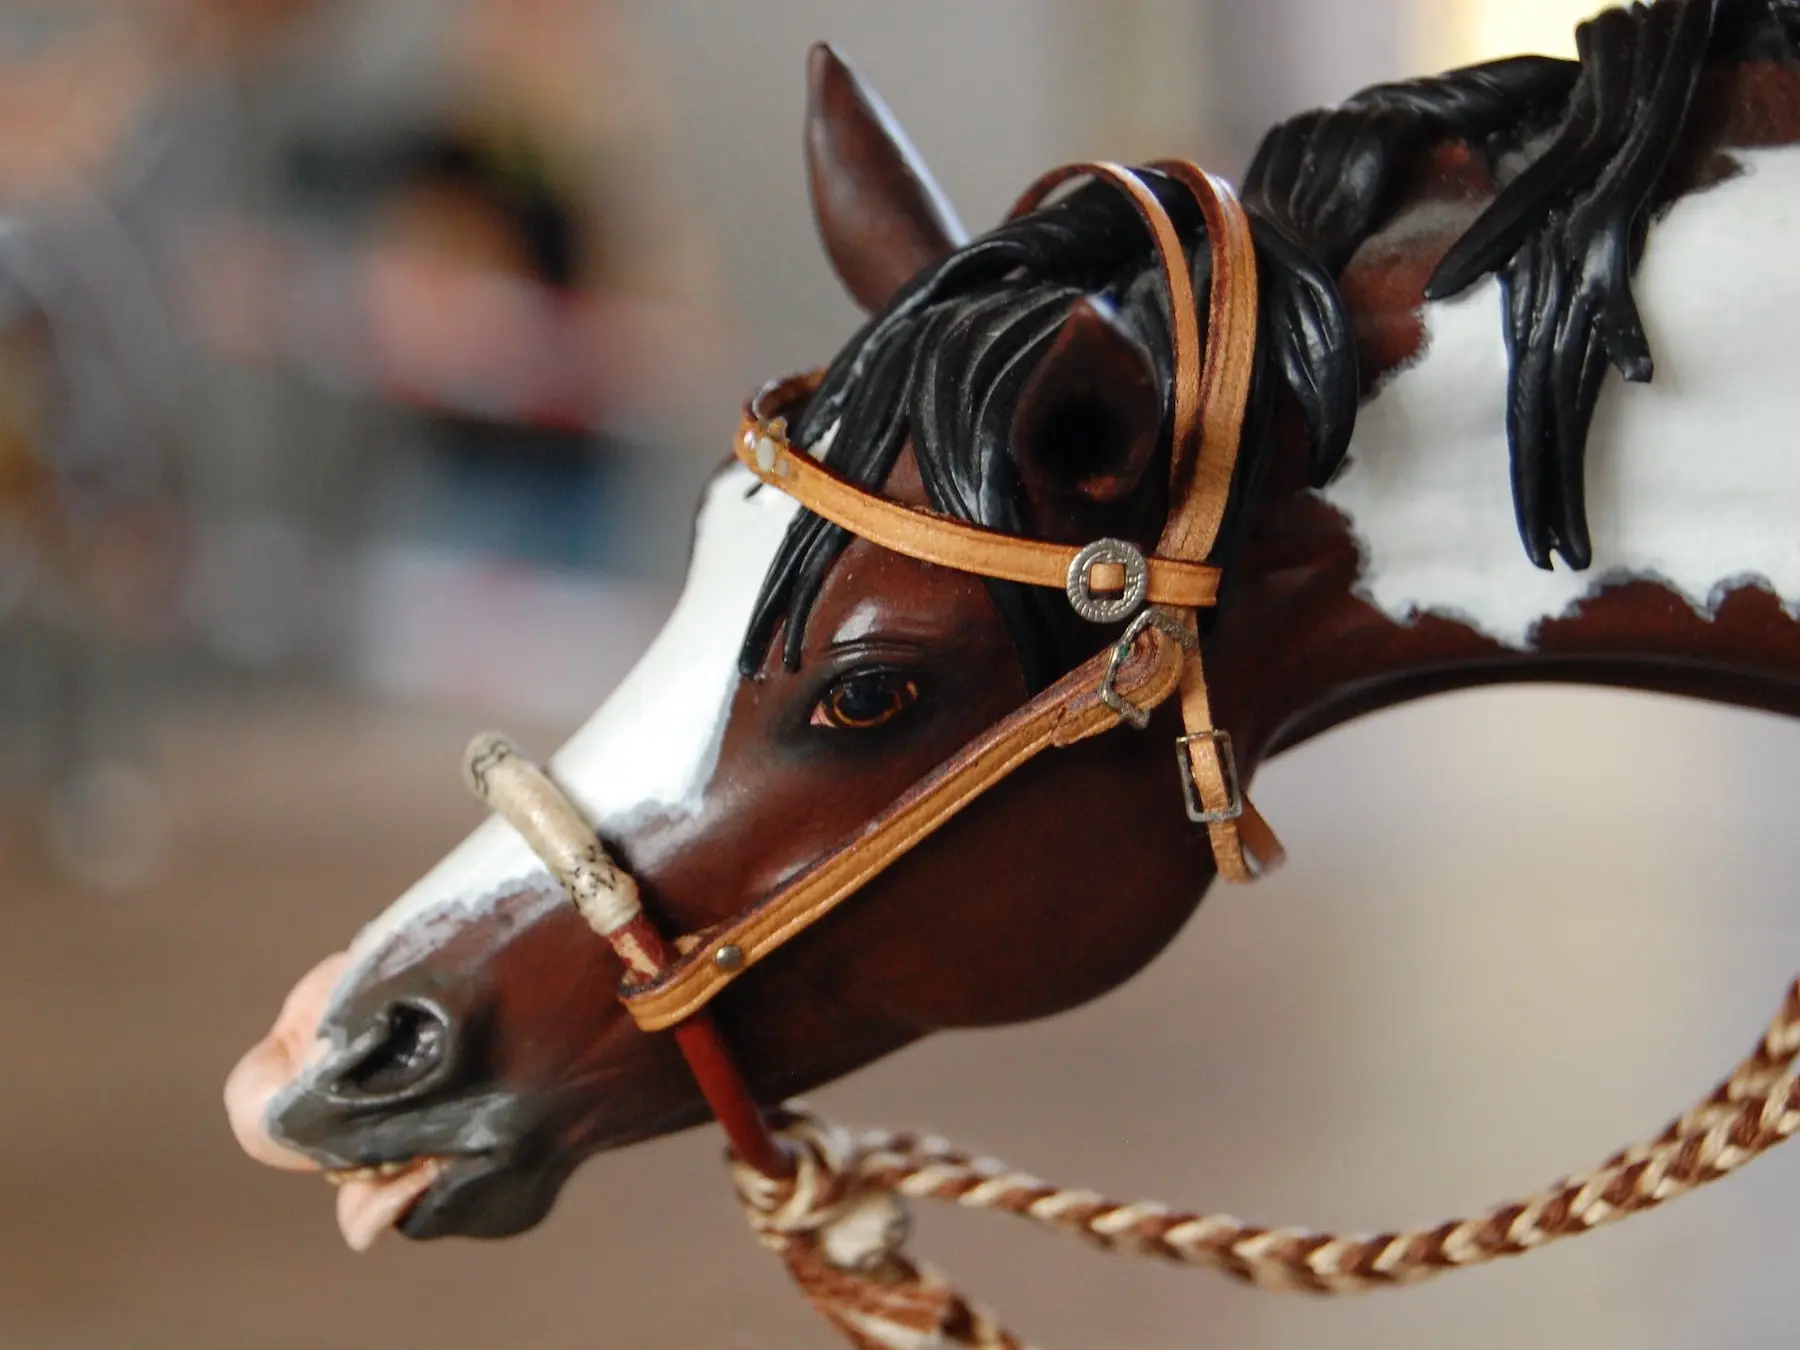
[317,1148,561,1246]
[324,1155,451,1251]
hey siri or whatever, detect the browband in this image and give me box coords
[622,160,1281,1033]
[739,374,1223,614]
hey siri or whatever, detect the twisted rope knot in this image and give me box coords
[731,1109,913,1272]
[730,1108,1023,1350]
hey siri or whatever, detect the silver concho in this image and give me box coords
[1065,537,1149,623]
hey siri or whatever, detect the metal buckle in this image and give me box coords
[1175,729,1243,824]
[1099,607,1194,730]
[1066,537,1149,623]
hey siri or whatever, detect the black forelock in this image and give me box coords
[738,168,1357,688]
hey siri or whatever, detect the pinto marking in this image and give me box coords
[330,462,798,1003]
[1322,145,1800,648]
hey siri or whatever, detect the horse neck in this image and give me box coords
[1207,143,1800,767]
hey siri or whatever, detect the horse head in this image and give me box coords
[224,42,1355,1246]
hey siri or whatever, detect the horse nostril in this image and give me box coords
[340,1000,454,1100]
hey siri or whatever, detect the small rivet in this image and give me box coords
[754,435,779,474]
[714,943,745,972]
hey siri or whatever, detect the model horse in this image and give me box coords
[230,0,1800,1261]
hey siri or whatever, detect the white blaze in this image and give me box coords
[1322,145,1800,647]
[332,463,798,998]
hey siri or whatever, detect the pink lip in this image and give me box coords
[331,1157,448,1251]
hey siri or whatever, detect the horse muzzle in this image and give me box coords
[225,947,566,1246]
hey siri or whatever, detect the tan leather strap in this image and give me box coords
[1148,160,1260,567]
[621,622,1188,1032]
[738,373,1222,611]
[1007,162,1204,489]
[1144,162,1283,880]
[1174,627,1284,882]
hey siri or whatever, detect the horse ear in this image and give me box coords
[1010,297,1164,507]
[806,42,967,313]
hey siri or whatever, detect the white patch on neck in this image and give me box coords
[1321,145,1800,648]
[331,463,798,1001]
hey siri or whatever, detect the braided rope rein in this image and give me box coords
[461,732,1800,1349]
[732,975,1800,1348]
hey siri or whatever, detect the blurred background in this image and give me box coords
[3,1,1798,1347]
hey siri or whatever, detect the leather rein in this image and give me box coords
[472,161,1286,1179]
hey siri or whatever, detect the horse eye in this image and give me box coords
[811,670,921,731]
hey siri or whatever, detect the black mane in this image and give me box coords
[739,167,1356,689]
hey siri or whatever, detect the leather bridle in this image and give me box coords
[473,160,1285,1179]
[622,160,1280,1031]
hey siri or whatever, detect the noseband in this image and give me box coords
[623,160,1283,1036]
